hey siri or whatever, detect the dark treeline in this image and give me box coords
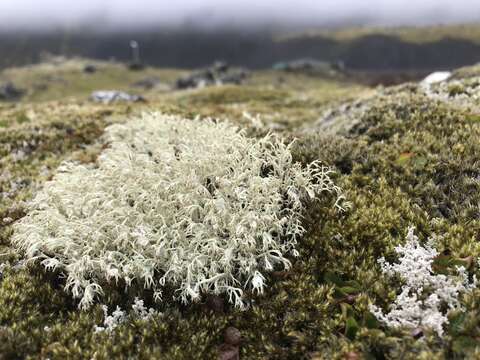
[1,29,479,71]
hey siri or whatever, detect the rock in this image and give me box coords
[90,91,145,104]
[272,58,340,74]
[132,77,161,90]
[224,327,241,346]
[0,82,24,101]
[204,309,240,355]
[218,344,239,360]
[344,351,360,360]
[421,71,451,85]
[176,69,215,89]
[219,70,249,85]
[175,62,249,89]
[128,62,145,71]
[206,295,225,313]
[345,294,357,304]
[83,64,97,74]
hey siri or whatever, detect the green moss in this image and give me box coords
[0,58,183,103]
[466,113,480,123]
[1,60,480,358]
[290,87,480,357]
[180,85,288,105]
[448,84,466,97]
[15,111,30,124]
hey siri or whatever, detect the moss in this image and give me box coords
[180,85,289,105]
[0,57,183,103]
[1,60,480,358]
[448,84,466,97]
[290,85,480,357]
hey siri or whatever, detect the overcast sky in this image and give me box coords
[0,0,479,32]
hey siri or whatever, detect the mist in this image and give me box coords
[0,0,479,33]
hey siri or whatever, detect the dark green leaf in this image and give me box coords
[345,317,360,340]
[364,312,379,329]
[338,286,360,295]
[323,271,343,286]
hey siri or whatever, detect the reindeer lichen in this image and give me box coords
[11,113,345,309]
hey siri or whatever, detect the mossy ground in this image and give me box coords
[1,58,480,359]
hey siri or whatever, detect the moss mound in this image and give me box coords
[1,64,480,358]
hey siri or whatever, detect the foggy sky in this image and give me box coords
[0,0,479,32]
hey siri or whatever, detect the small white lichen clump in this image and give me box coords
[94,297,159,333]
[12,113,345,309]
[94,305,126,333]
[370,227,476,337]
[0,263,7,276]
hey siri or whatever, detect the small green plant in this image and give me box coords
[12,113,345,309]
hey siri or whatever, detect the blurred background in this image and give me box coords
[1,0,479,80]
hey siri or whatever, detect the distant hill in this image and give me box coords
[277,24,480,44]
[0,24,479,71]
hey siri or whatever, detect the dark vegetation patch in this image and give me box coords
[2,25,480,72]
[179,85,288,106]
